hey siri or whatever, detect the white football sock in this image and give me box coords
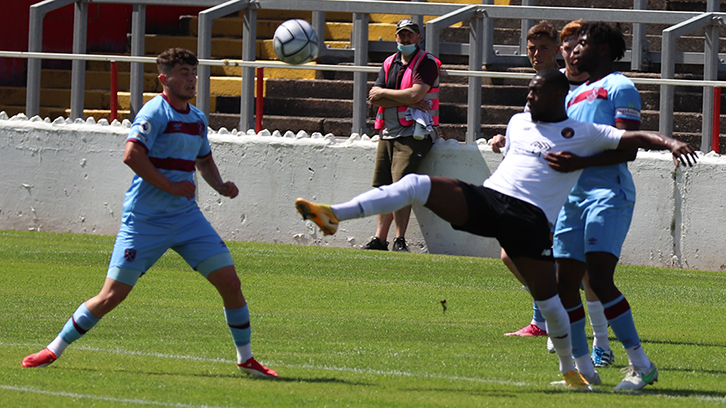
[625,343,651,370]
[536,294,575,374]
[587,300,610,350]
[574,354,596,378]
[236,344,253,363]
[331,174,431,221]
[47,336,70,358]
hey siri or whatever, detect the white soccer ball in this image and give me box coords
[273,19,319,65]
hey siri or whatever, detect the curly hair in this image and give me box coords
[576,22,626,61]
[156,48,198,74]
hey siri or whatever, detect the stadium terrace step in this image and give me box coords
[17,0,726,152]
[183,18,401,42]
[142,34,351,61]
[0,88,215,112]
[84,60,317,81]
[207,112,508,140]
[41,69,161,92]
[0,87,106,108]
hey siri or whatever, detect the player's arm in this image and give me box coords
[617,130,698,167]
[196,154,239,198]
[123,140,196,199]
[489,134,507,153]
[544,121,640,172]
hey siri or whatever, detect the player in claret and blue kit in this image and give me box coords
[552,22,657,391]
[21,47,277,378]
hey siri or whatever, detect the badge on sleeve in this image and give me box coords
[138,120,152,135]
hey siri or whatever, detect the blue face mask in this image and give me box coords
[397,43,417,56]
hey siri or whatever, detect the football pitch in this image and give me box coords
[1,230,725,407]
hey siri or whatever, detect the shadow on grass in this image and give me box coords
[641,337,726,349]
[59,366,367,385]
[606,387,726,399]
[592,335,726,349]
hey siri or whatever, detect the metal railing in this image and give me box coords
[6,49,726,145]
[14,0,726,148]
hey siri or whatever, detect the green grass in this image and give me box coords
[1,230,725,407]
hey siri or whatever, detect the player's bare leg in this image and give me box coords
[582,271,613,367]
[208,266,277,378]
[586,252,656,390]
[23,278,132,368]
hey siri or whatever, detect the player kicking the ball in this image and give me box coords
[22,48,277,378]
[295,69,696,390]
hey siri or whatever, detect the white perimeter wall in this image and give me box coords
[1,114,725,271]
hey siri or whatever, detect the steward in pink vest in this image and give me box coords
[362,19,442,254]
[374,48,442,131]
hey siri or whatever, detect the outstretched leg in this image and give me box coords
[22,278,133,368]
[296,174,469,235]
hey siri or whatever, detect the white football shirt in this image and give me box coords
[484,112,624,224]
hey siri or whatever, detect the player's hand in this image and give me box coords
[217,181,239,198]
[668,140,698,167]
[489,134,506,153]
[545,151,586,173]
[169,180,196,200]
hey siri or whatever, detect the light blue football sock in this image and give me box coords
[566,303,590,359]
[532,300,546,328]
[224,305,251,347]
[603,294,640,349]
[59,303,101,344]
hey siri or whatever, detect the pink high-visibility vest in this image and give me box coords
[374,49,441,130]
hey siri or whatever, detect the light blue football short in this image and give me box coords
[553,190,634,262]
[107,208,233,286]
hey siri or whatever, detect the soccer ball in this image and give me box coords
[272,19,319,65]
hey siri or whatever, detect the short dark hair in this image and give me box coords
[537,68,570,95]
[156,48,198,74]
[526,21,558,45]
[576,22,626,61]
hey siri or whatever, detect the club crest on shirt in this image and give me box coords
[124,248,137,262]
[561,127,575,139]
[586,88,600,102]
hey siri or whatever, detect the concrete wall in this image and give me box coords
[2,113,725,271]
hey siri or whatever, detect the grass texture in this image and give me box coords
[1,230,725,407]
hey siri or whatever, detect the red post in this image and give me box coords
[255,67,264,133]
[110,61,118,122]
[713,87,721,154]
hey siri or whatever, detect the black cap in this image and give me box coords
[396,19,420,34]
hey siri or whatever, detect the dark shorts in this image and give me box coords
[372,136,434,187]
[453,182,554,261]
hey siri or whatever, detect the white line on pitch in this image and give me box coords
[0,384,236,408]
[4,342,726,403]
